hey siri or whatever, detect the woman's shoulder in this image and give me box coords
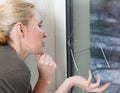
[0,45,31,77]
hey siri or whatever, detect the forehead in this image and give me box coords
[30,8,42,22]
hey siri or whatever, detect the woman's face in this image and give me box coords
[24,9,46,54]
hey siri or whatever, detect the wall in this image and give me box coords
[54,0,67,88]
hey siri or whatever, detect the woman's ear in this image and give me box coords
[15,22,25,38]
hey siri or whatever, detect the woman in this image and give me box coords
[0,0,110,93]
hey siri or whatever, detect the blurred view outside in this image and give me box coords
[90,0,120,92]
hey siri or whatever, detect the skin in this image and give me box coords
[55,71,111,93]
[8,8,111,93]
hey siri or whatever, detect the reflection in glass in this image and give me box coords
[90,0,120,92]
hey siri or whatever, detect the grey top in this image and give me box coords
[0,45,32,93]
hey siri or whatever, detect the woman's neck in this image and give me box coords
[8,40,30,60]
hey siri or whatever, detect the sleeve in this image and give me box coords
[0,70,32,93]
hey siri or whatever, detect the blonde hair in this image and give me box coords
[0,0,34,45]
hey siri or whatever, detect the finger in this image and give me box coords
[36,51,45,58]
[50,57,56,67]
[87,70,92,86]
[44,54,48,62]
[89,83,111,92]
[98,83,111,92]
[50,57,57,69]
[36,54,41,62]
[37,53,46,65]
[43,53,47,60]
[96,73,100,85]
[49,57,54,64]
[88,73,100,89]
[94,73,100,88]
[36,52,44,60]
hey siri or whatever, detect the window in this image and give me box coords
[66,0,90,93]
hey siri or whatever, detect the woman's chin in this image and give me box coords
[34,50,44,55]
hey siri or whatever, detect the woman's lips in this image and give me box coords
[42,42,45,46]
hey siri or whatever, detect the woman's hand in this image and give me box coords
[36,53,57,84]
[68,70,111,93]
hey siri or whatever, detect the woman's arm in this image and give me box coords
[32,77,50,93]
[55,71,111,93]
[32,53,110,93]
[33,53,56,93]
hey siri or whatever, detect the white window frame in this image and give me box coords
[54,0,67,88]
